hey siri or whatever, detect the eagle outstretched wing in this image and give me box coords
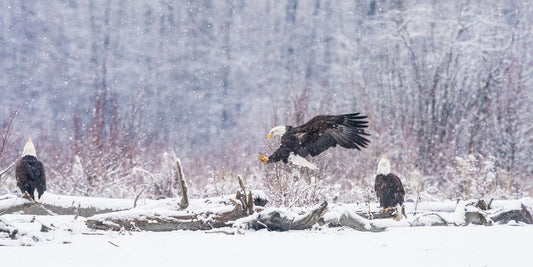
[293,113,370,156]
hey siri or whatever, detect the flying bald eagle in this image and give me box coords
[375,155,405,220]
[258,113,370,170]
[15,138,46,202]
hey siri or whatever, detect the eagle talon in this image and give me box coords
[22,192,32,201]
[381,207,392,214]
[258,154,268,164]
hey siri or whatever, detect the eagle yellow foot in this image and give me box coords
[22,192,32,201]
[380,207,392,214]
[257,154,269,164]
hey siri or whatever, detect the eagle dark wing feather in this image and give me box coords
[389,173,405,205]
[35,161,46,191]
[293,113,370,157]
[15,160,26,188]
[374,174,387,200]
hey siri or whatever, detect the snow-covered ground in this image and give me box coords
[1,213,531,267]
[2,193,532,266]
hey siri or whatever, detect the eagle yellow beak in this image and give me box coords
[382,155,387,159]
[29,137,32,142]
[267,133,273,140]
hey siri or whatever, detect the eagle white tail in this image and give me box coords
[288,153,319,171]
[33,188,41,203]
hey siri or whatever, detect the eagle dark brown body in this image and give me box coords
[16,155,46,201]
[375,173,405,208]
[16,138,46,201]
[375,155,405,220]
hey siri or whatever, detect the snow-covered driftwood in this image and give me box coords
[0,218,18,239]
[407,198,533,227]
[85,195,254,231]
[490,202,532,224]
[320,204,388,232]
[3,190,531,233]
[0,193,152,217]
[234,201,328,231]
[328,198,533,229]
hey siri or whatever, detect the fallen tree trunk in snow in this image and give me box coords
[490,203,532,224]
[0,193,149,217]
[86,203,249,231]
[319,204,388,232]
[0,218,18,239]
[3,190,531,233]
[235,201,328,231]
[85,190,268,231]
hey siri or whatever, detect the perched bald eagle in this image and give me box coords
[375,155,405,220]
[15,138,46,202]
[258,113,370,170]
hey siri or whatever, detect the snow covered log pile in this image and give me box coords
[0,193,150,217]
[85,194,262,231]
[2,192,532,233]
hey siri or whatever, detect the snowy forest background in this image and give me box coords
[0,0,532,206]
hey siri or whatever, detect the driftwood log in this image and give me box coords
[2,191,532,233]
[0,193,146,217]
[237,201,328,231]
[86,204,249,231]
[319,207,388,232]
[490,203,532,224]
[0,200,118,217]
[235,176,254,215]
[0,218,18,239]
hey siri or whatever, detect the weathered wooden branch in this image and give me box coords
[176,159,189,210]
[490,203,532,224]
[464,205,493,226]
[235,176,254,215]
[133,189,144,209]
[240,201,329,231]
[319,204,388,232]
[410,213,449,227]
[413,181,425,216]
[0,218,18,239]
[0,193,142,217]
[86,204,249,231]
[337,212,387,232]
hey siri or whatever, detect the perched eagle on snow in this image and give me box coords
[258,113,370,170]
[375,155,405,220]
[15,138,46,202]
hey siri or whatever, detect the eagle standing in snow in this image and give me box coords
[15,138,46,202]
[258,113,370,170]
[375,155,405,220]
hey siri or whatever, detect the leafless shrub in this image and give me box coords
[443,154,517,200]
[262,164,325,207]
[0,106,20,186]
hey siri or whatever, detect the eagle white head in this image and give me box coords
[267,126,287,140]
[377,155,391,175]
[22,138,37,158]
